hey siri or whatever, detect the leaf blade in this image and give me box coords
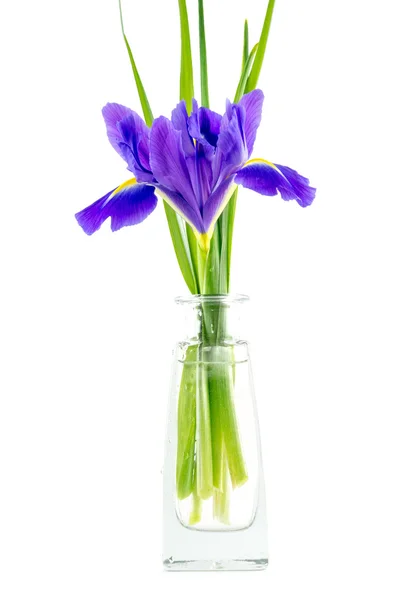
[118,0,197,293]
[164,205,198,294]
[245,0,276,92]
[118,0,154,126]
[242,19,249,71]
[178,0,195,113]
[234,43,259,103]
[186,223,201,294]
[198,0,209,107]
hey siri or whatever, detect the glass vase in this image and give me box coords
[163,294,268,571]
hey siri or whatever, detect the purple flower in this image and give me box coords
[75,90,316,250]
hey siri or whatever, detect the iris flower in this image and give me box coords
[75,89,315,251]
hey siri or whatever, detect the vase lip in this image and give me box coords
[175,293,250,305]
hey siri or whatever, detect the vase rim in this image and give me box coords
[175,293,249,305]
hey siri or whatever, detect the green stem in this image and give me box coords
[189,454,203,525]
[211,346,248,489]
[197,245,208,292]
[176,345,198,499]
[196,347,213,500]
[209,365,224,491]
[242,19,249,71]
[186,224,201,293]
[189,487,203,525]
[245,0,276,93]
[198,0,209,107]
[213,441,230,524]
[178,0,194,113]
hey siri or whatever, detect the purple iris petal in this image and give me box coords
[203,177,237,232]
[78,90,315,243]
[75,182,158,235]
[155,184,204,233]
[109,183,157,231]
[235,160,316,207]
[171,101,195,157]
[102,103,134,152]
[188,104,222,152]
[214,103,248,182]
[116,114,153,183]
[213,90,263,183]
[149,116,199,212]
[239,90,264,156]
[75,188,116,236]
[102,103,153,182]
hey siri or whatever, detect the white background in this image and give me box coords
[0,0,416,597]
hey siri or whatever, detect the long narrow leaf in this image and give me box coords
[165,208,198,294]
[217,17,254,292]
[204,227,221,293]
[219,1,277,291]
[245,0,276,92]
[242,19,249,71]
[198,0,209,107]
[219,188,238,292]
[178,0,194,113]
[118,0,197,293]
[118,0,153,125]
[186,224,201,294]
[234,43,258,103]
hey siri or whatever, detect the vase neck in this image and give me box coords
[175,294,249,345]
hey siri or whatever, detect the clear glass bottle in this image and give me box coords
[163,295,268,570]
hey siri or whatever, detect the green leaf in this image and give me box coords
[118,1,198,293]
[234,43,258,103]
[218,1,277,293]
[242,19,249,71]
[219,188,238,292]
[198,0,209,107]
[164,206,198,294]
[245,0,276,92]
[186,224,201,294]
[203,227,221,294]
[217,18,252,293]
[178,0,194,113]
[176,344,197,499]
[118,0,153,126]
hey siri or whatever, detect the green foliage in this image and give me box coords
[246,0,276,93]
[178,0,195,113]
[198,0,210,107]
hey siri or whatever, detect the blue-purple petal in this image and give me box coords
[102,103,152,182]
[238,90,264,157]
[171,101,195,156]
[75,181,158,235]
[235,160,316,207]
[83,91,315,247]
[102,103,134,153]
[155,184,204,234]
[203,177,237,233]
[188,105,222,150]
[215,104,248,181]
[116,114,153,183]
[109,182,158,231]
[149,116,199,211]
[75,188,116,236]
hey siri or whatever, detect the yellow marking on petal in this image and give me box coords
[197,233,211,253]
[101,178,138,208]
[243,157,279,171]
[109,177,137,199]
[194,182,238,253]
